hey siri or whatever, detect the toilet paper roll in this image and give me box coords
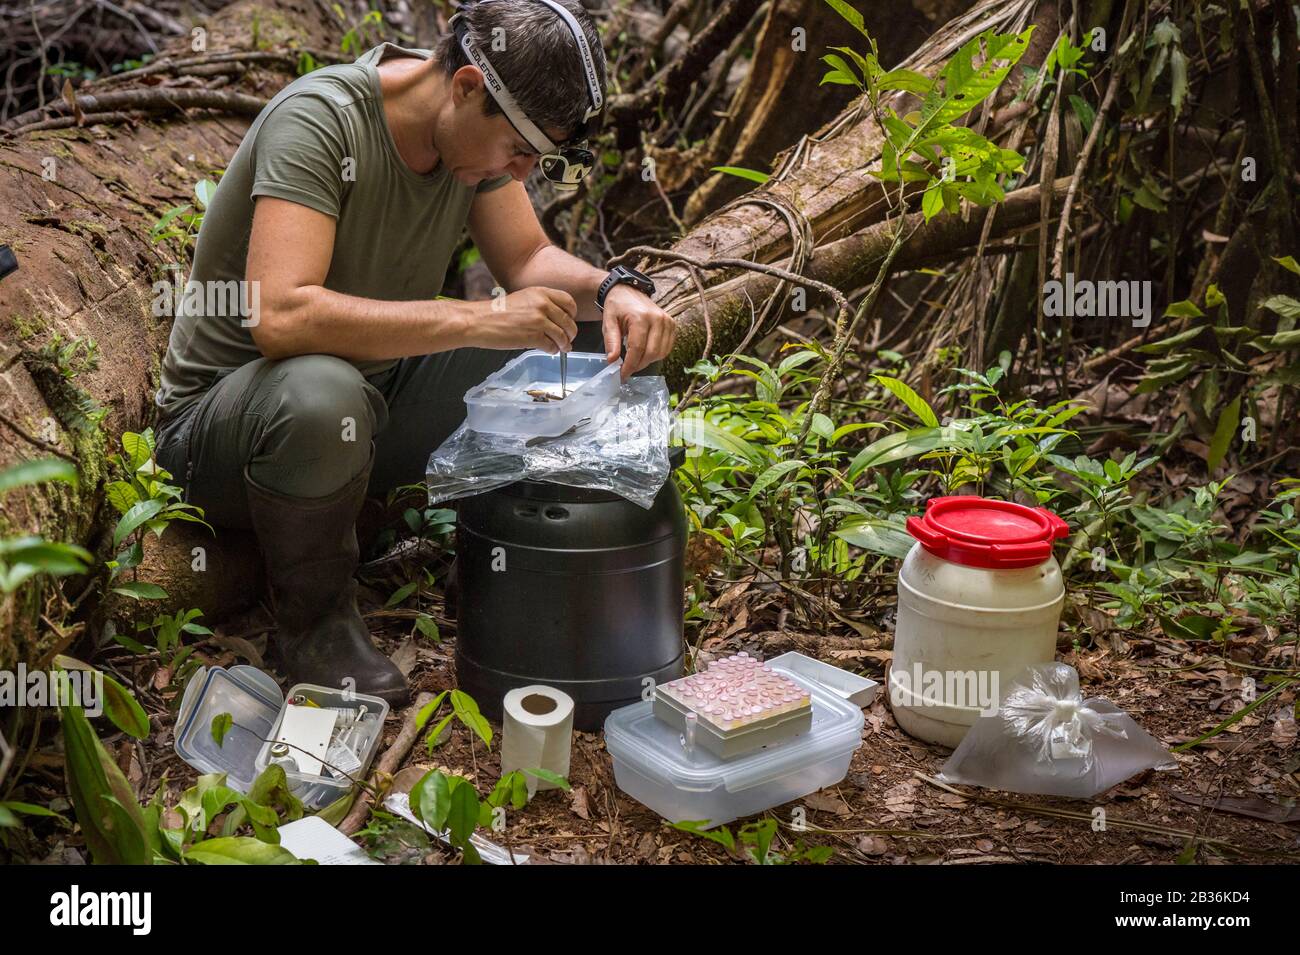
[501,685,574,797]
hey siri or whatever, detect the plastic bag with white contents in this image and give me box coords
[938,663,1176,798]
[426,376,672,509]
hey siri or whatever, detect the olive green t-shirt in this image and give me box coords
[155,42,510,418]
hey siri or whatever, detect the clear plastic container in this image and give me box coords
[464,350,622,437]
[173,666,389,810]
[174,665,281,792]
[603,668,864,828]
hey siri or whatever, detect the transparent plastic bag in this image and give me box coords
[426,375,672,509]
[938,663,1176,798]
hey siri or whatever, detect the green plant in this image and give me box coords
[104,428,210,601]
[408,766,569,864]
[820,3,1032,221]
[1136,277,1300,470]
[151,178,218,252]
[416,689,493,759]
[671,817,834,864]
[113,607,211,688]
[52,654,302,864]
[336,7,385,58]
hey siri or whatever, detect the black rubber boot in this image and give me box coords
[244,448,409,707]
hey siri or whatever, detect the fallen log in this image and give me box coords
[645,0,1062,386]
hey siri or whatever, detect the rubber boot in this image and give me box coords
[244,448,409,707]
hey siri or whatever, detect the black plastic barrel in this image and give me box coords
[453,449,687,731]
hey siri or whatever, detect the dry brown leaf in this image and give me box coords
[857,835,890,856]
[389,639,418,678]
[1272,716,1298,750]
[804,791,852,816]
[569,785,591,820]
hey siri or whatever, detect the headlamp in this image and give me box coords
[451,0,603,190]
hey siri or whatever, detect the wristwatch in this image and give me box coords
[596,265,656,311]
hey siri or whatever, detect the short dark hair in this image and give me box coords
[436,0,607,141]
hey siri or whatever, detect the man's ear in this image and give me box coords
[450,65,484,107]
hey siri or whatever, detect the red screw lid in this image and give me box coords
[905,496,1069,569]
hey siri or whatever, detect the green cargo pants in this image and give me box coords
[156,322,641,528]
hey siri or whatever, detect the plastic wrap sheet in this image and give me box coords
[426,375,672,509]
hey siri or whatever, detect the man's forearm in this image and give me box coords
[506,244,607,322]
[255,286,477,361]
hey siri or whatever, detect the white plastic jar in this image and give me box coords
[890,496,1069,747]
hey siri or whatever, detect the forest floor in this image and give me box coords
[92,559,1300,867]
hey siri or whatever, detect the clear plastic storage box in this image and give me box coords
[463,349,621,437]
[174,665,389,810]
[603,666,864,828]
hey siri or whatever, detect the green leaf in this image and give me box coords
[1263,329,1300,349]
[412,770,453,831]
[193,179,217,210]
[834,519,915,558]
[1159,614,1218,641]
[820,68,858,86]
[445,780,480,851]
[919,28,1034,129]
[671,818,736,850]
[414,690,449,731]
[384,580,418,609]
[101,672,150,738]
[921,181,944,220]
[521,767,572,791]
[211,712,233,747]
[750,459,807,497]
[1260,295,1300,321]
[414,614,440,641]
[104,480,141,514]
[1205,397,1240,471]
[0,800,66,827]
[1168,48,1187,117]
[52,656,149,740]
[1067,93,1095,133]
[847,426,955,478]
[111,581,168,600]
[1272,255,1300,276]
[1136,360,1194,392]
[819,53,860,86]
[710,164,770,185]
[877,68,932,95]
[0,457,77,494]
[425,712,455,751]
[810,413,836,441]
[1135,325,1203,354]
[59,703,150,864]
[113,499,164,547]
[184,835,303,864]
[821,0,871,39]
[676,415,760,462]
[1162,299,1205,319]
[450,690,492,748]
[121,430,154,470]
[872,374,939,426]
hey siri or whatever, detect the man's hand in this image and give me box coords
[601,283,676,380]
[465,286,578,354]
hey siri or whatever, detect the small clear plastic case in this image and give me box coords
[464,350,622,437]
